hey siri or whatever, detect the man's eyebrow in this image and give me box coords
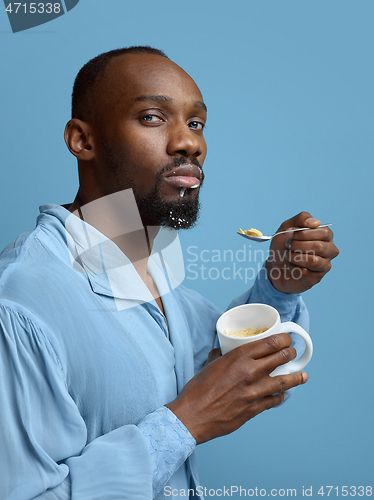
[134,94,207,112]
[194,100,208,113]
[134,95,172,105]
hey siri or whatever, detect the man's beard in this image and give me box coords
[136,184,201,230]
[102,142,203,230]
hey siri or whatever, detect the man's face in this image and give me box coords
[88,53,207,229]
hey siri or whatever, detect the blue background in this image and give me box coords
[1,0,373,496]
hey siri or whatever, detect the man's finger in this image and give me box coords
[290,226,333,242]
[231,333,293,361]
[252,372,308,413]
[278,212,321,232]
[205,348,222,365]
[254,392,287,414]
[256,346,297,375]
[286,238,334,257]
[284,263,328,287]
[267,371,308,396]
[287,251,333,272]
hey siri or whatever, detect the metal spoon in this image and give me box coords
[237,224,332,243]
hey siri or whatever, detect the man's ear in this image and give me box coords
[64,119,95,161]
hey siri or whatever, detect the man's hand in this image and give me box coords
[265,212,339,294]
[166,334,307,444]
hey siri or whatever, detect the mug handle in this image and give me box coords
[275,321,313,375]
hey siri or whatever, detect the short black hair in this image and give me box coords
[71,46,169,120]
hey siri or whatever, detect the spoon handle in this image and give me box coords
[274,223,332,237]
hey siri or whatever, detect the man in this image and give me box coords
[0,46,338,499]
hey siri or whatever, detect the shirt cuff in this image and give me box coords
[137,406,196,498]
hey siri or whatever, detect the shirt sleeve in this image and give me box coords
[0,304,194,500]
[138,407,195,498]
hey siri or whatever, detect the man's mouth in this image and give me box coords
[163,164,202,189]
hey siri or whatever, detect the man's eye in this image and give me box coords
[141,115,162,123]
[189,121,204,130]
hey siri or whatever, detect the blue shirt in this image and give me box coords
[0,204,309,499]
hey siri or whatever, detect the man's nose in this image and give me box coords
[167,123,205,158]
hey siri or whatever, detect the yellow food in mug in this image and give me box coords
[238,227,263,237]
[224,327,268,337]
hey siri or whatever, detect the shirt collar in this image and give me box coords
[38,203,185,305]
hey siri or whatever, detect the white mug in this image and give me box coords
[216,303,313,376]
